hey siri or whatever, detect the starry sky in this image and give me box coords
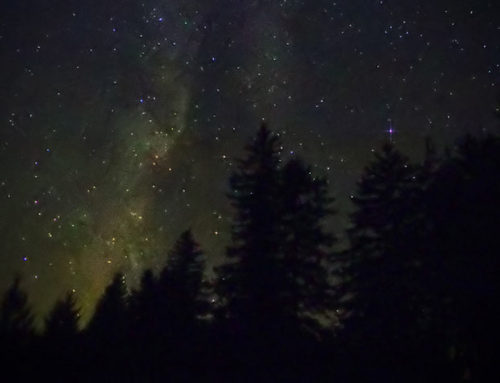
[0,0,498,322]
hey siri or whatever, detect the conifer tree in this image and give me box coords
[45,292,80,339]
[216,124,285,335]
[426,134,500,381]
[340,143,426,367]
[0,277,35,380]
[129,268,159,337]
[127,269,166,381]
[0,277,34,340]
[85,273,129,380]
[159,229,207,328]
[152,229,208,381]
[216,125,337,337]
[87,273,128,343]
[42,292,81,380]
[280,158,336,331]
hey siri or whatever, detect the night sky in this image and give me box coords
[0,0,498,322]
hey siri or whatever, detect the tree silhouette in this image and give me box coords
[339,143,428,380]
[44,292,79,339]
[129,268,159,339]
[159,229,207,329]
[87,273,128,340]
[42,292,81,381]
[127,268,165,381]
[280,158,336,332]
[85,273,129,380]
[425,134,500,381]
[214,125,338,380]
[124,231,208,381]
[0,277,35,380]
[157,230,209,380]
[0,277,34,339]
[215,124,286,337]
[0,126,497,382]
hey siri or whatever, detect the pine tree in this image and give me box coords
[0,277,34,340]
[0,277,35,380]
[129,268,159,338]
[215,124,285,335]
[42,292,81,380]
[87,273,128,343]
[45,292,80,339]
[85,273,129,380]
[339,143,426,377]
[280,158,336,332]
[153,230,208,380]
[127,269,165,381]
[158,229,207,328]
[216,125,337,337]
[214,125,338,381]
[426,134,500,381]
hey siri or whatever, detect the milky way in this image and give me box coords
[0,0,498,321]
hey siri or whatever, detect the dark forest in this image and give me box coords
[1,124,499,382]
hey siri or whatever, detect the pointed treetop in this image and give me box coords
[256,122,271,140]
[0,276,34,336]
[242,123,281,162]
[162,229,204,282]
[45,292,80,337]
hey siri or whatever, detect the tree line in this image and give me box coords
[1,124,499,382]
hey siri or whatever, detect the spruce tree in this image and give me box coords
[129,269,159,339]
[0,277,35,380]
[280,158,336,332]
[215,124,285,336]
[158,229,207,328]
[87,273,128,343]
[216,125,337,337]
[426,134,500,381]
[45,292,80,339]
[128,269,165,381]
[214,125,338,381]
[340,143,426,376]
[42,292,81,380]
[0,277,34,340]
[155,229,208,380]
[85,273,129,380]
